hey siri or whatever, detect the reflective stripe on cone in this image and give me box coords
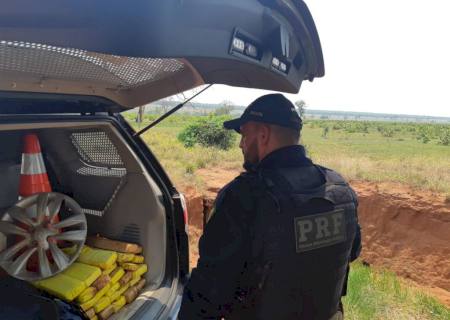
[18,134,52,198]
[20,153,47,175]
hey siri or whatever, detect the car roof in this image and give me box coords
[0,0,324,112]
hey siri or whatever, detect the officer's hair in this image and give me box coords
[270,124,300,145]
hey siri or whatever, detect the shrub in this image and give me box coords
[418,133,430,144]
[416,127,431,144]
[380,127,394,138]
[344,122,369,134]
[178,117,236,150]
[185,163,195,174]
[438,128,450,146]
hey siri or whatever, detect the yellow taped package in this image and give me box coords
[110,283,130,302]
[132,255,144,264]
[102,263,117,276]
[120,263,139,271]
[62,262,102,287]
[106,282,120,297]
[113,295,126,313]
[85,308,96,320]
[110,267,125,284]
[77,246,117,270]
[80,283,111,311]
[133,264,148,278]
[77,286,97,304]
[129,276,141,287]
[117,252,135,263]
[35,273,86,302]
[94,296,111,313]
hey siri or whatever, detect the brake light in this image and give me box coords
[179,193,189,233]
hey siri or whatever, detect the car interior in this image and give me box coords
[0,122,170,318]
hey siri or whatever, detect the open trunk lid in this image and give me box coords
[0,0,324,113]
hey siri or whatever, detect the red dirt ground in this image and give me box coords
[181,168,450,306]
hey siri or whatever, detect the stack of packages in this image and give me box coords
[33,236,148,320]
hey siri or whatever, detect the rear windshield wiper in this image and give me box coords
[134,84,213,137]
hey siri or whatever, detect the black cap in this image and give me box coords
[223,93,302,133]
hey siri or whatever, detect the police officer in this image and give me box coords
[178,94,361,320]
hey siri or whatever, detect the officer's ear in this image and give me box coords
[258,123,271,145]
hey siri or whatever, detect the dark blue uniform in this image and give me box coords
[179,145,361,320]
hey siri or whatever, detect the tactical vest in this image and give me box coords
[230,165,358,320]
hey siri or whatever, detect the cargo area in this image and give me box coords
[0,120,170,319]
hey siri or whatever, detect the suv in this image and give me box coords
[0,1,324,319]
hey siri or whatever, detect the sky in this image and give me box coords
[190,0,450,117]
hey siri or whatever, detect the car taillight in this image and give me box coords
[179,193,189,233]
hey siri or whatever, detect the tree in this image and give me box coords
[136,105,145,124]
[214,100,235,116]
[321,126,329,138]
[295,100,307,118]
[159,96,176,114]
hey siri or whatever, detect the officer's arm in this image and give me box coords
[343,188,362,297]
[178,185,249,319]
[350,223,362,261]
[350,188,362,261]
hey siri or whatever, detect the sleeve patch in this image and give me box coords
[294,209,347,253]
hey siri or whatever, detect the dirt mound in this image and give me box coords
[353,181,450,305]
[183,186,205,228]
[182,169,450,306]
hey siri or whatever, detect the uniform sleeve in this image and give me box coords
[350,223,362,261]
[350,188,362,262]
[178,183,250,320]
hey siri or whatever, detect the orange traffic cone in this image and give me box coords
[17,134,56,272]
[18,133,52,198]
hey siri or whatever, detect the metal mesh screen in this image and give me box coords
[0,40,185,89]
[70,130,126,217]
[71,131,124,168]
[76,166,126,178]
[83,208,104,217]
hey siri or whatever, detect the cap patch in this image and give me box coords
[249,111,263,117]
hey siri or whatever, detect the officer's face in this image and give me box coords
[239,122,261,166]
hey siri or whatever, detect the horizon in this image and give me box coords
[148,98,450,121]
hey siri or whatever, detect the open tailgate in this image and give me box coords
[0,0,324,112]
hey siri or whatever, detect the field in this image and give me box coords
[126,114,450,197]
[125,113,450,318]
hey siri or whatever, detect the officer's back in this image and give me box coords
[178,94,361,320]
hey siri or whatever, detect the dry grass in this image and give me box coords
[134,117,450,197]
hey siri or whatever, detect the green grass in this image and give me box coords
[128,114,450,196]
[344,262,450,320]
[301,122,450,195]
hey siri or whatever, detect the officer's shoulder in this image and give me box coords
[215,172,258,205]
[316,164,358,201]
[213,172,258,213]
[315,164,349,184]
[218,171,257,195]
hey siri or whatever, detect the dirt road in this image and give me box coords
[182,168,450,306]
